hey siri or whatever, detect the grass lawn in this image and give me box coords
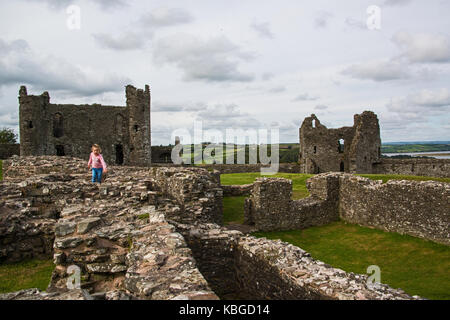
[0,259,55,294]
[252,221,450,300]
[222,172,450,299]
[221,172,450,226]
[223,196,247,224]
[221,173,314,199]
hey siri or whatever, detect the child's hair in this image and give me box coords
[92,144,102,153]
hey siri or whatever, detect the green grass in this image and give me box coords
[381,143,450,153]
[138,213,149,220]
[223,196,247,224]
[221,173,314,200]
[221,172,450,227]
[0,159,3,181]
[252,221,450,300]
[0,259,55,293]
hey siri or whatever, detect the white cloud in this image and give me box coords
[153,33,255,82]
[292,93,319,101]
[196,104,261,131]
[409,88,450,107]
[251,22,274,39]
[138,7,194,28]
[341,60,410,82]
[314,11,333,28]
[384,0,413,6]
[92,32,147,51]
[22,0,126,10]
[386,88,450,118]
[344,17,366,30]
[392,32,450,63]
[0,38,130,96]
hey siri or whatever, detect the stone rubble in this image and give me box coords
[0,156,426,300]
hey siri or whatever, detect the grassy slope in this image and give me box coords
[0,259,54,293]
[253,221,450,300]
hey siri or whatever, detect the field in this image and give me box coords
[222,172,450,300]
[381,143,450,153]
[221,172,314,199]
[0,259,54,294]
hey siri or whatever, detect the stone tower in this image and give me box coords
[126,85,151,166]
[18,85,152,166]
[299,111,381,174]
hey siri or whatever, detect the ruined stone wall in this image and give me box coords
[339,174,450,245]
[245,173,449,245]
[374,158,450,178]
[18,85,151,166]
[245,175,339,231]
[0,156,218,300]
[0,144,20,159]
[222,184,254,197]
[154,167,223,225]
[0,156,425,300]
[176,223,419,300]
[198,163,301,174]
[299,111,381,174]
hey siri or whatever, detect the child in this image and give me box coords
[88,144,107,183]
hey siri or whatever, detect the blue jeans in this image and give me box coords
[92,167,103,183]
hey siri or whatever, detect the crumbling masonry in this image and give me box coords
[299,111,382,174]
[18,85,151,166]
[0,156,421,300]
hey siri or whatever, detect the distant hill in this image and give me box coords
[382,141,450,145]
[381,143,450,153]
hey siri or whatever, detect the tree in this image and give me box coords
[0,127,18,144]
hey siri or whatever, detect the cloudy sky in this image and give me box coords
[0,0,449,144]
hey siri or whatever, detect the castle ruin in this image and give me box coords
[299,111,381,174]
[18,85,151,166]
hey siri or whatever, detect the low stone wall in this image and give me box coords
[246,173,449,245]
[0,156,219,300]
[154,167,223,225]
[0,156,435,300]
[0,144,20,160]
[339,174,450,245]
[374,158,450,178]
[176,222,419,300]
[222,184,254,197]
[197,163,301,174]
[245,175,339,231]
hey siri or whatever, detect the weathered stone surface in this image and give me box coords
[244,173,449,245]
[77,217,101,234]
[299,111,381,174]
[18,84,151,166]
[55,221,76,237]
[0,156,435,300]
[222,184,254,196]
[338,174,450,245]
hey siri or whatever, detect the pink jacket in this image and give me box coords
[88,152,107,170]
